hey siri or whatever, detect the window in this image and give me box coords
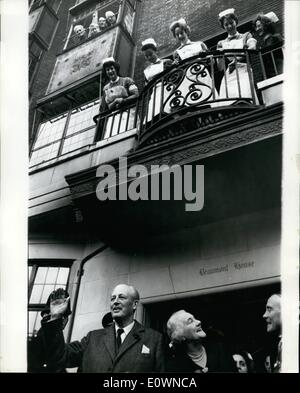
[30,112,68,166]
[123,1,135,36]
[28,261,72,337]
[64,0,121,50]
[29,0,45,11]
[30,99,99,167]
[29,0,61,13]
[29,41,44,84]
[48,0,62,13]
[62,102,99,154]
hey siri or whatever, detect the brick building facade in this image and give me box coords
[28,0,285,372]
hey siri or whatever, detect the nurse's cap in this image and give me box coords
[102,57,117,65]
[169,17,187,34]
[264,11,279,23]
[102,57,120,72]
[218,8,236,19]
[141,38,158,51]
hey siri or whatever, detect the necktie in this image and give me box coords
[116,328,124,352]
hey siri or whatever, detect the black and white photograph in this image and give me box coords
[0,0,299,377]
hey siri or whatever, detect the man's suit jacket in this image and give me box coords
[42,319,165,372]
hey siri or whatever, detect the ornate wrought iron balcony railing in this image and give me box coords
[30,45,284,168]
[137,49,261,146]
[93,46,284,148]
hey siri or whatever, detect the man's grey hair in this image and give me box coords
[269,293,281,304]
[166,310,187,344]
[112,284,140,302]
[129,285,140,302]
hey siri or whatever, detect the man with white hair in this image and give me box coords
[98,16,107,31]
[253,293,282,372]
[262,293,282,372]
[72,24,87,45]
[105,10,116,26]
[41,283,164,372]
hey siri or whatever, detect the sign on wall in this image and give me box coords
[46,29,117,94]
[170,246,280,295]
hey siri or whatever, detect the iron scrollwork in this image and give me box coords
[164,59,213,111]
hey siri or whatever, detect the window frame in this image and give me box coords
[30,98,100,167]
[29,0,62,14]
[63,0,122,51]
[28,259,73,337]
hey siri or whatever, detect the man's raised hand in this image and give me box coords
[49,288,70,321]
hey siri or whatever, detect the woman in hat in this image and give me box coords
[253,12,283,50]
[253,13,283,77]
[141,38,173,120]
[168,18,217,109]
[100,57,138,112]
[217,8,257,105]
[100,57,139,137]
[142,38,173,84]
[170,18,208,63]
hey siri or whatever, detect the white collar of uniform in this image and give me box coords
[227,32,241,40]
[179,39,192,48]
[109,76,120,85]
[148,58,162,66]
[115,320,135,336]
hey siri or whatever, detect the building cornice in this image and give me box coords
[65,103,283,199]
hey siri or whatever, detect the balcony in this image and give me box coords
[30,45,283,170]
[256,43,284,106]
[93,45,284,149]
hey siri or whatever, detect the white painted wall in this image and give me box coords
[29,131,137,217]
[69,208,281,341]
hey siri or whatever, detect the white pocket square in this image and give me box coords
[141,345,150,354]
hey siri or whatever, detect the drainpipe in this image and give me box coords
[66,244,108,343]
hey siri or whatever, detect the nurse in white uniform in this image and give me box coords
[100,57,139,137]
[169,18,216,110]
[141,38,173,121]
[217,8,257,105]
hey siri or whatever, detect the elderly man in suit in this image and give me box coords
[253,293,282,372]
[262,293,282,372]
[41,284,165,372]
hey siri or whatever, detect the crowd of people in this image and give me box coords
[28,284,282,373]
[71,10,117,45]
[97,8,283,124]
